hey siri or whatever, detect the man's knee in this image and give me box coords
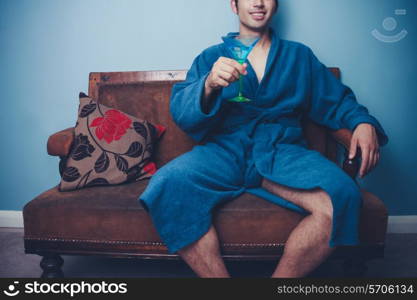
[315,176,362,221]
[311,188,333,220]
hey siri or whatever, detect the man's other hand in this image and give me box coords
[349,123,380,178]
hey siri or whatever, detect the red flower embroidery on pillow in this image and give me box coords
[143,162,157,175]
[155,124,166,138]
[90,109,132,144]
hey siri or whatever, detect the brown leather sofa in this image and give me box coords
[23,69,388,278]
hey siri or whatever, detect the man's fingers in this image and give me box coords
[367,145,380,174]
[215,76,230,87]
[349,137,358,159]
[372,148,380,170]
[222,58,247,75]
[241,62,248,74]
[367,149,375,174]
[219,64,241,80]
[373,149,379,169]
[359,146,369,178]
[218,70,239,83]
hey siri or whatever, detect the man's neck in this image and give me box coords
[239,26,271,50]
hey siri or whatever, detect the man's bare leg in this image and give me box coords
[177,224,230,278]
[261,178,337,278]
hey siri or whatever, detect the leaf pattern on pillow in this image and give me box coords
[133,121,148,139]
[94,151,110,173]
[79,103,97,118]
[71,133,95,161]
[114,154,129,172]
[124,142,143,158]
[62,167,81,182]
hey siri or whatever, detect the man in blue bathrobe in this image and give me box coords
[139,0,389,277]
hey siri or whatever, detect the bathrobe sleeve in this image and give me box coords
[169,51,224,143]
[305,47,389,147]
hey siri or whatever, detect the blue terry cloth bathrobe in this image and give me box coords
[139,27,389,254]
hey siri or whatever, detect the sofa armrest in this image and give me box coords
[330,128,360,179]
[47,127,75,157]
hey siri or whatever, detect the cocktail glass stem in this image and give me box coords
[238,59,244,98]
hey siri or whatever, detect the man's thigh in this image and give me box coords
[261,178,332,216]
[259,143,358,216]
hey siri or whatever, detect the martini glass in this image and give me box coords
[222,33,260,102]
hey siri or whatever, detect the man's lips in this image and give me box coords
[250,12,266,21]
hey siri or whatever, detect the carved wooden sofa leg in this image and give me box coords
[40,253,65,278]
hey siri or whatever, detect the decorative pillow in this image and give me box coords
[58,92,166,192]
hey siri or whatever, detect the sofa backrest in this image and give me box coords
[88,69,340,168]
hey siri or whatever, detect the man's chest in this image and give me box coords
[247,45,270,84]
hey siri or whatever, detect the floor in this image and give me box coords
[1,228,416,278]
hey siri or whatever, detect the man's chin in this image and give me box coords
[242,22,270,33]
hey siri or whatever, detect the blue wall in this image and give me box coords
[0,0,415,215]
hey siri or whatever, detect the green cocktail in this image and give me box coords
[222,33,260,102]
